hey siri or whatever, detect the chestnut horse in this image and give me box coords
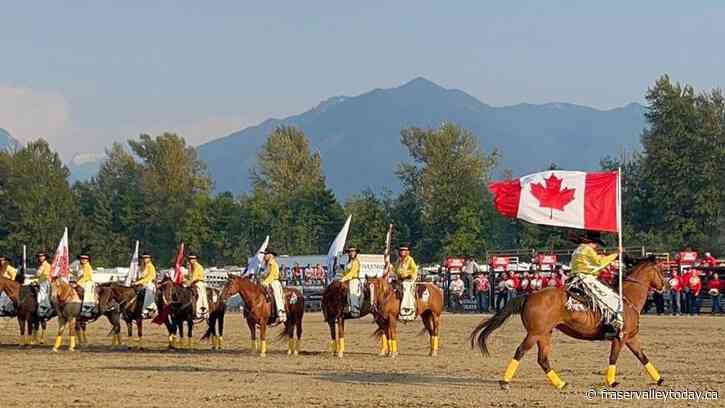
[0,276,41,346]
[470,258,666,390]
[321,279,378,358]
[221,276,304,356]
[49,278,82,352]
[367,277,444,358]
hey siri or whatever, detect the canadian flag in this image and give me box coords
[50,227,70,281]
[489,170,619,232]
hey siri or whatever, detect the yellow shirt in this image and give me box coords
[395,256,418,281]
[135,263,157,285]
[341,258,360,282]
[189,262,205,282]
[570,244,617,276]
[36,261,51,283]
[262,258,280,286]
[1,265,17,280]
[77,263,93,285]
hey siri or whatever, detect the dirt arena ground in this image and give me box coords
[1,312,723,407]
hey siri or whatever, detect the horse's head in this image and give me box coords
[156,279,175,305]
[97,286,117,314]
[628,256,666,292]
[367,276,390,309]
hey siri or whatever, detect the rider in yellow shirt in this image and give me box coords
[0,256,17,280]
[341,247,362,317]
[35,252,51,283]
[261,249,286,323]
[394,245,418,319]
[340,247,360,282]
[76,255,93,286]
[134,254,157,317]
[186,254,209,318]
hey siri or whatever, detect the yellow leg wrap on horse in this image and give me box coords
[644,362,661,382]
[546,370,566,389]
[503,359,520,383]
[211,335,217,349]
[387,339,393,353]
[606,365,617,386]
[168,334,176,346]
[31,330,38,344]
[339,338,345,353]
[69,336,76,351]
[253,339,259,352]
[40,329,47,344]
[218,336,223,349]
[186,337,192,349]
[432,336,439,350]
[380,335,388,352]
[288,338,295,353]
[260,340,267,354]
[329,340,336,353]
[391,340,398,353]
[294,338,301,353]
[52,336,63,351]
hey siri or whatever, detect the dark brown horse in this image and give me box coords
[0,276,40,346]
[72,283,123,347]
[198,286,227,350]
[49,278,82,352]
[156,278,197,349]
[97,282,153,349]
[321,279,377,358]
[367,276,444,358]
[470,259,666,390]
[221,276,304,356]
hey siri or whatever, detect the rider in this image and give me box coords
[186,254,209,318]
[0,256,17,314]
[261,249,286,324]
[34,251,53,317]
[76,254,96,317]
[340,247,361,317]
[394,245,418,321]
[133,253,157,318]
[568,231,621,339]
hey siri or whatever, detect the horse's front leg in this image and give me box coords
[626,335,664,386]
[247,317,257,353]
[336,319,345,358]
[136,320,143,350]
[259,322,268,357]
[217,313,225,350]
[186,319,193,350]
[68,318,77,352]
[17,317,27,347]
[605,337,624,387]
[53,317,67,352]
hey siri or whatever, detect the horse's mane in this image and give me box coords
[623,254,658,275]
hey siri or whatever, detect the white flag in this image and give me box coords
[245,235,269,277]
[50,227,69,281]
[326,215,352,278]
[125,240,140,286]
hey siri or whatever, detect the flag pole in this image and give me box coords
[617,168,624,319]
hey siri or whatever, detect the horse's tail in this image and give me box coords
[469,295,527,357]
[200,326,212,341]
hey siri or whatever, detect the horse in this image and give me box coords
[321,279,378,358]
[71,283,123,347]
[469,258,667,390]
[49,278,82,352]
[156,278,197,349]
[198,286,227,350]
[97,282,153,349]
[221,275,304,356]
[367,276,444,358]
[0,276,42,346]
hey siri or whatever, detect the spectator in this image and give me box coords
[708,273,722,314]
[685,269,702,315]
[519,272,530,294]
[508,271,520,298]
[668,270,683,316]
[463,256,479,298]
[449,274,465,312]
[474,273,491,313]
[702,252,718,268]
[495,274,508,312]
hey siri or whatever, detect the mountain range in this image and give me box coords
[197,77,647,199]
[0,128,19,151]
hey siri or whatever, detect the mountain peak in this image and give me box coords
[0,128,20,150]
[398,76,444,91]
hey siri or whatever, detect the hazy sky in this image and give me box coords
[2,1,723,160]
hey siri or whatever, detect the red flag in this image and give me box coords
[50,228,70,281]
[173,241,185,285]
[489,170,619,232]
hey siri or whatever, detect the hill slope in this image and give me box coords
[200,78,648,198]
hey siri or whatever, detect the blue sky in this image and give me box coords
[1,1,723,159]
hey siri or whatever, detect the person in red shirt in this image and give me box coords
[708,273,722,314]
[684,269,702,315]
[668,270,683,316]
[702,252,718,268]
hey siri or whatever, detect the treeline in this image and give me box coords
[0,76,722,266]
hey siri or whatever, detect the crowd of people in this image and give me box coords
[279,263,328,286]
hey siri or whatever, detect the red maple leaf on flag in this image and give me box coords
[530,173,576,218]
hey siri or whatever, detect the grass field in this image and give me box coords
[1,312,723,407]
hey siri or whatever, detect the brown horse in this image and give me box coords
[97,283,153,349]
[49,278,82,352]
[470,259,666,390]
[321,279,378,358]
[198,286,227,350]
[367,277,444,358]
[72,283,123,347]
[221,276,304,356]
[156,278,197,349]
[0,276,41,346]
